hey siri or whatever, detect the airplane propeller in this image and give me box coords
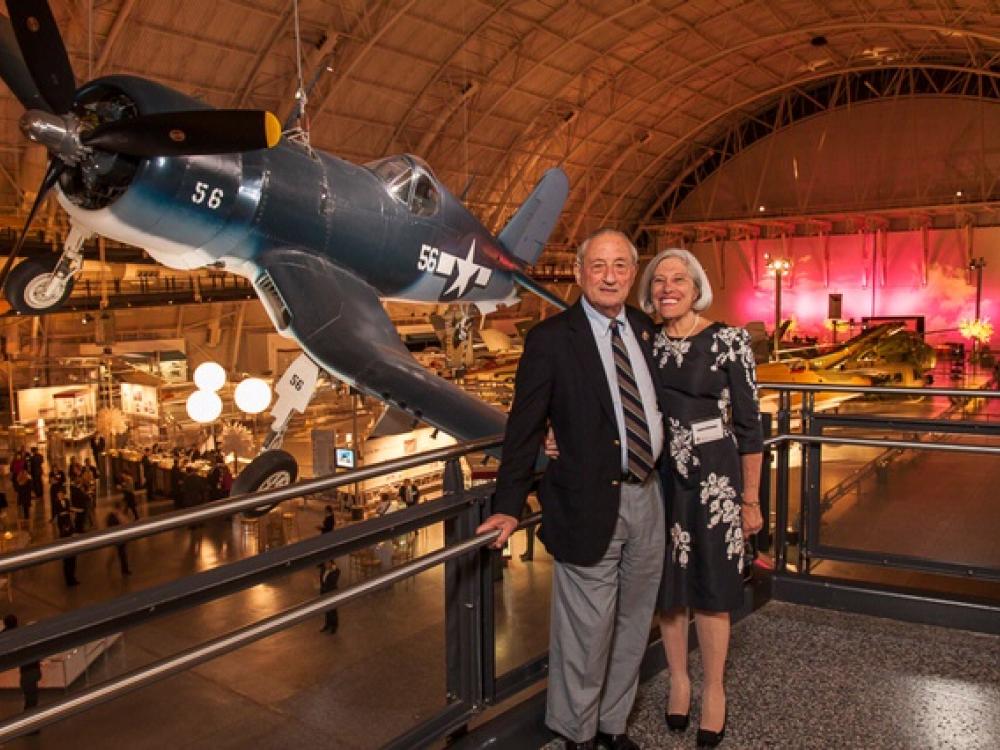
[0,0,282,291]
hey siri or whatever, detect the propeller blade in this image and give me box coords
[0,14,50,112]
[5,0,76,114]
[83,110,283,157]
[0,158,65,292]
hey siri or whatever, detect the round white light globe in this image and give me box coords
[186,389,223,423]
[234,377,272,414]
[193,361,226,392]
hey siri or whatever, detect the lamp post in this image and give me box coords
[766,256,792,359]
[969,257,987,361]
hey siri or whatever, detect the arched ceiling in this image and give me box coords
[2,0,1000,257]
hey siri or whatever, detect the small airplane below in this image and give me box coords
[0,0,569,504]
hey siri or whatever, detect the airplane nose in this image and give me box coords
[20,109,85,162]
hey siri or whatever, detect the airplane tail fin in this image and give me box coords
[497,168,569,265]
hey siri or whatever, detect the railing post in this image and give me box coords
[774,390,791,573]
[758,412,773,553]
[798,392,817,574]
[443,458,483,741]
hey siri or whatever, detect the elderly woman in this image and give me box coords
[638,247,763,747]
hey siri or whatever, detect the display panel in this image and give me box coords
[335,448,355,469]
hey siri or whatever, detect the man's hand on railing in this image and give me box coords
[476,513,519,549]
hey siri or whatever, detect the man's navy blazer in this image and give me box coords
[493,300,662,566]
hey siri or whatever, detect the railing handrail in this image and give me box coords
[0,434,504,574]
[0,528,503,742]
[759,381,999,398]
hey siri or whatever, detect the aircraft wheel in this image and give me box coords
[6,256,75,314]
[235,449,298,518]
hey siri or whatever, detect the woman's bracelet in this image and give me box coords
[742,500,760,508]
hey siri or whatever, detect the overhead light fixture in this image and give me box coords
[234,377,272,414]
[758,205,766,213]
[193,361,226,392]
[186,390,223,423]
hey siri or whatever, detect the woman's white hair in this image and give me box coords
[637,247,713,315]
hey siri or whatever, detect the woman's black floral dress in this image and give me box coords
[653,322,762,613]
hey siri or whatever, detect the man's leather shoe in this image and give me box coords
[595,732,639,750]
[563,739,596,750]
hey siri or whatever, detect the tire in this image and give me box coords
[6,255,75,314]
[234,449,298,518]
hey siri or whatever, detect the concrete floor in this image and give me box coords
[541,600,1000,750]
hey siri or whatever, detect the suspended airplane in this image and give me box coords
[0,0,570,510]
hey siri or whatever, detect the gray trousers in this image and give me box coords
[546,475,665,741]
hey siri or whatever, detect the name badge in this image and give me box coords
[691,417,725,445]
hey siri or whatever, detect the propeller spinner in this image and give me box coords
[0,0,281,292]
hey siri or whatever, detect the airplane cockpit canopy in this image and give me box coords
[367,155,441,217]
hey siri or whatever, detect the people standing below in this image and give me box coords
[181,466,205,508]
[67,455,82,484]
[28,447,44,500]
[53,487,79,586]
[478,229,665,750]
[639,248,763,747]
[13,467,33,522]
[206,457,226,501]
[319,560,341,634]
[10,450,26,481]
[317,504,336,534]
[219,461,233,498]
[118,472,139,520]
[69,480,89,534]
[0,459,9,522]
[140,448,155,500]
[170,459,183,509]
[398,477,420,507]
[89,433,106,470]
[48,468,67,518]
[104,501,131,576]
[2,614,42,722]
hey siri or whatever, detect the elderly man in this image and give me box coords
[478,229,665,750]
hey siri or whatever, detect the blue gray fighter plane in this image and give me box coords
[0,0,569,502]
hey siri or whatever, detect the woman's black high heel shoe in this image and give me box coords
[664,711,689,732]
[695,713,726,748]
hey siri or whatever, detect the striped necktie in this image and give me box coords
[610,320,654,481]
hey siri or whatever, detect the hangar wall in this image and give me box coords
[673,227,998,343]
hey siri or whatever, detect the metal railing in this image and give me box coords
[0,434,551,747]
[759,381,1000,586]
[1,381,998,745]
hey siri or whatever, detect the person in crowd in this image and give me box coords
[638,247,763,747]
[53,487,80,586]
[478,229,665,750]
[140,448,155,500]
[28,447,44,499]
[48,467,67,518]
[318,559,341,634]
[69,479,90,534]
[67,455,82,483]
[317,505,336,534]
[10,449,26,480]
[219,461,233,497]
[13,466,33,521]
[398,477,420,507]
[2,614,42,724]
[375,491,393,516]
[181,465,205,508]
[119,472,139,520]
[83,456,100,480]
[89,433,106,468]
[170,458,184,509]
[206,457,227,501]
[104,500,131,576]
[0,459,9,521]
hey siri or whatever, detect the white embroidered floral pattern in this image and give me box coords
[670,523,692,568]
[653,329,691,368]
[699,472,744,570]
[669,417,699,478]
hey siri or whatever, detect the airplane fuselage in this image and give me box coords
[56,75,519,314]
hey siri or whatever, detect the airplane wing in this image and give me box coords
[254,247,506,443]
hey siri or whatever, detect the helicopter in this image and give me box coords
[0,0,569,506]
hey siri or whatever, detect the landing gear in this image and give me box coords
[233,449,299,518]
[238,353,321,518]
[4,224,88,314]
